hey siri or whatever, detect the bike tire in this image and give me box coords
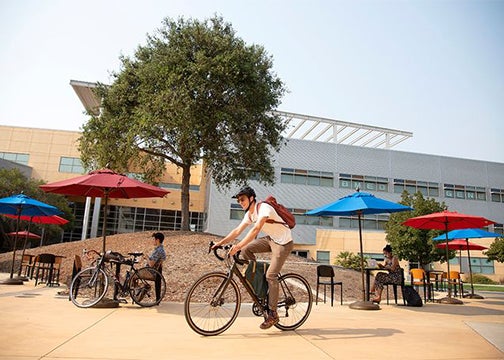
[129,267,166,307]
[274,273,313,331]
[70,267,108,308]
[184,272,241,336]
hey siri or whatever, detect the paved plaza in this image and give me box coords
[1,274,503,360]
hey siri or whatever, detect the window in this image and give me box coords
[462,257,495,274]
[58,157,84,174]
[293,208,333,227]
[316,251,330,264]
[292,250,308,259]
[339,214,389,230]
[159,183,200,191]
[0,152,29,165]
[444,184,486,201]
[281,168,334,187]
[340,174,388,192]
[230,203,244,220]
[490,188,504,203]
[394,179,439,197]
[494,224,503,235]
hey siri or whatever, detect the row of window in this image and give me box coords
[281,167,501,202]
[3,153,502,203]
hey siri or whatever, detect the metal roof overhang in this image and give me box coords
[70,80,412,149]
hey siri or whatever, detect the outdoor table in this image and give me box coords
[427,270,443,291]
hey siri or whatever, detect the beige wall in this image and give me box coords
[0,125,206,212]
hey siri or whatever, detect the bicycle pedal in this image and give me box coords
[116,298,128,304]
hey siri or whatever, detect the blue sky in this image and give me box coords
[1,0,503,163]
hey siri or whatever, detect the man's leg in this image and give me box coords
[266,240,294,312]
[241,236,272,261]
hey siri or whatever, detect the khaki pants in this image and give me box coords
[241,236,294,311]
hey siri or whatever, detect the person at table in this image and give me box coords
[370,244,402,304]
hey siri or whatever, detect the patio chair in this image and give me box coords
[316,265,343,306]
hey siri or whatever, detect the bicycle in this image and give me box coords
[184,242,313,336]
[70,249,166,308]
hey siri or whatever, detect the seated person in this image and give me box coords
[370,244,401,304]
[148,232,166,270]
[149,232,166,302]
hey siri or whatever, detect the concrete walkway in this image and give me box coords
[1,274,503,360]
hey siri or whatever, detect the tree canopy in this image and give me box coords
[79,15,287,230]
[484,237,504,263]
[385,191,451,268]
[0,168,74,251]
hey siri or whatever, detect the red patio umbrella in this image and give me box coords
[40,168,170,253]
[4,214,70,278]
[7,230,41,239]
[403,210,494,304]
[435,239,488,299]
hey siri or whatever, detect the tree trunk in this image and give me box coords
[180,164,191,231]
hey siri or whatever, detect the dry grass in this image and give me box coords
[0,231,363,302]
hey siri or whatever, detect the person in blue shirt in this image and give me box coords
[148,232,166,302]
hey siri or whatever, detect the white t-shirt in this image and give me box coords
[240,201,293,245]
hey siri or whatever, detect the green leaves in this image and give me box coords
[385,191,448,267]
[78,15,287,229]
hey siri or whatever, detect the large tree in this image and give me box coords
[385,191,451,268]
[79,16,287,230]
[485,237,504,263]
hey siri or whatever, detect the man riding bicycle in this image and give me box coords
[212,186,294,330]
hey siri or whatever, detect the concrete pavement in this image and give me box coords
[1,274,503,360]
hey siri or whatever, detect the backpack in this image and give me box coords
[245,261,269,299]
[257,195,296,229]
[402,285,423,307]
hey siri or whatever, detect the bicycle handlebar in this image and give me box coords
[209,241,247,266]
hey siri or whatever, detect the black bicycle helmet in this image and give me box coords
[232,186,256,199]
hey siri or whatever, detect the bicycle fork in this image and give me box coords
[210,273,235,307]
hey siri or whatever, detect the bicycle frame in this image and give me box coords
[216,256,269,314]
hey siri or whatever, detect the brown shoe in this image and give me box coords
[260,311,279,330]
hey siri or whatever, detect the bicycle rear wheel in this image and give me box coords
[129,267,166,307]
[184,272,241,336]
[70,267,108,308]
[275,273,313,331]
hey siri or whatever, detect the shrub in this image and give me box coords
[470,274,497,285]
[335,251,364,271]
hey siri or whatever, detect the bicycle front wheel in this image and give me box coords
[70,267,108,308]
[184,272,241,336]
[275,273,313,331]
[129,267,167,307]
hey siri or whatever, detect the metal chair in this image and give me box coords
[316,265,343,306]
[447,270,464,298]
[410,268,433,303]
[383,268,405,305]
[33,253,56,286]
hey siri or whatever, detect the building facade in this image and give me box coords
[205,138,504,281]
[1,118,503,281]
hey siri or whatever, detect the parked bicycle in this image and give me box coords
[70,249,166,308]
[184,242,313,336]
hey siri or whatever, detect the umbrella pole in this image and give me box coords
[349,211,380,310]
[17,216,33,279]
[464,238,483,299]
[2,210,24,285]
[439,223,463,304]
[358,214,365,302]
[102,194,109,254]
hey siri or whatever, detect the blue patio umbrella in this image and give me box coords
[0,194,62,285]
[306,190,412,310]
[433,228,501,299]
